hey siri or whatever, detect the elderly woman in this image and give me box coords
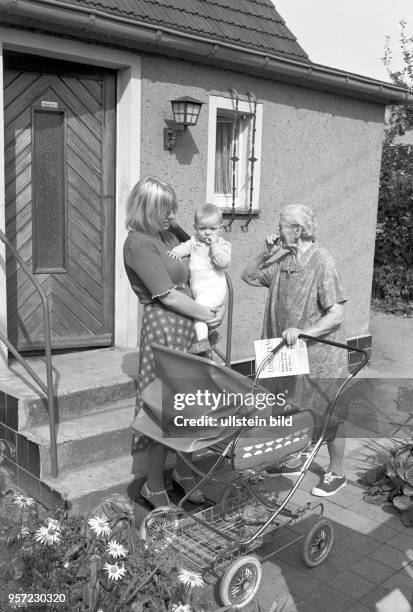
[124,176,223,508]
[242,204,348,497]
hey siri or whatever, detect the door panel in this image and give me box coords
[4,57,116,351]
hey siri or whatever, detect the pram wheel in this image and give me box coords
[139,506,177,550]
[219,555,262,609]
[302,518,334,567]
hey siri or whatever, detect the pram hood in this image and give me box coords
[133,345,271,452]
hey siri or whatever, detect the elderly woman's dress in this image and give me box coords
[124,225,195,450]
[256,240,348,438]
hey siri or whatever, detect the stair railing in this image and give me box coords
[0,229,58,477]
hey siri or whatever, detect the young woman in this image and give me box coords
[124,176,224,508]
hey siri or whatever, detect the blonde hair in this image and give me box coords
[194,203,222,225]
[280,204,317,241]
[125,176,177,234]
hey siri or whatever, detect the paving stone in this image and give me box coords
[327,521,357,542]
[327,488,391,522]
[344,602,374,612]
[303,582,356,612]
[328,507,380,535]
[275,565,321,598]
[350,557,397,584]
[300,544,364,583]
[330,570,377,599]
[341,533,382,555]
[359,585,392,609]
[253,571,288,611]
[382,571,413,600]
[272,540,305,570]
[367,523,400,544]
[386,531,413,552]
[295,599,318,612]
[259,594,300,612]
[370,543,413,570]
[374,509,413,532]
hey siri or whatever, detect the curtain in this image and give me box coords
[215,119,233,194]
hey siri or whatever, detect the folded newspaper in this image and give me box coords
[254,337,310,378]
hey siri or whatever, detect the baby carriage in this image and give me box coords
[135,335,369,609]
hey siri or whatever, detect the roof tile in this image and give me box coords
[55,0,309,60]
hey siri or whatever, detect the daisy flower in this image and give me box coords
[46,517,61,531]
[178,568,204,588]
[13,494,35,508]
[171,604,192,612]
[103,561,126,581]
[88,516,112,537]
[34,524,61,546]
[106,539,128,559]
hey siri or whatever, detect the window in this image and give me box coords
[207,95,263,211]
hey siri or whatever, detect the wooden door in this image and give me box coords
[3,54,116,351]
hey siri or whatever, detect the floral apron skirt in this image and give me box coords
[132,302,195,451]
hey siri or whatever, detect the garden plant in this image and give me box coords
[374,21,413,315]
[1,436,216,612]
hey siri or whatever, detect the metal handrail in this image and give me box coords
[0,229,58,477]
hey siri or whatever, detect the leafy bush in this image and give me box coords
[374,22,413,314]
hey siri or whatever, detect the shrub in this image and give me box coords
[374,22,413,314]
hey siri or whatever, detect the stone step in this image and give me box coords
[25,399,135,477]
[40,454,139,515]
[19,380,136,430]
[0,347,137,431]
[41,451,175,515]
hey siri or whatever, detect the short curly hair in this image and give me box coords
[280,204,317,241]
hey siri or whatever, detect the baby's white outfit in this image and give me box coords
[171,235,231,341]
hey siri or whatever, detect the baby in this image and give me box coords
[169,203,231,354]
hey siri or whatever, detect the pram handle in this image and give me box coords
[298,333,370,376]
[252,332,369,392]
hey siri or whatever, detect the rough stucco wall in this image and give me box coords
[140,54,385,362]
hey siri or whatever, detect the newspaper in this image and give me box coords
[254,337,310,378]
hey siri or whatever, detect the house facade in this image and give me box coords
[0,0,412,365]
[0,2,408,362]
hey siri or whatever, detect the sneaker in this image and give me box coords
[264,453,305,477]
[311,472,346,497]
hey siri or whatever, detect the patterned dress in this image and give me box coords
[256,241,348,438]
[124,226,196,450]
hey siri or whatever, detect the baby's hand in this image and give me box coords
[206,234,219,246]
[167,250,181,260]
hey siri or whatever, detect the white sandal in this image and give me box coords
[141,482,174,508]
[172,469,206,504]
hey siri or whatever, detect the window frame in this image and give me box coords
[206,94,263,212]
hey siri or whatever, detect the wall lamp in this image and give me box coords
[165,96,204,150]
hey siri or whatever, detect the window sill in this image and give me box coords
[221,207,260,218]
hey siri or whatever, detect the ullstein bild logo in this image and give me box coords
[173,413,293,428]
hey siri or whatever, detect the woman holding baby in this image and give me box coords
[123,176,228,508]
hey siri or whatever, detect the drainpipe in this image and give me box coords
[0,0,412,106]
